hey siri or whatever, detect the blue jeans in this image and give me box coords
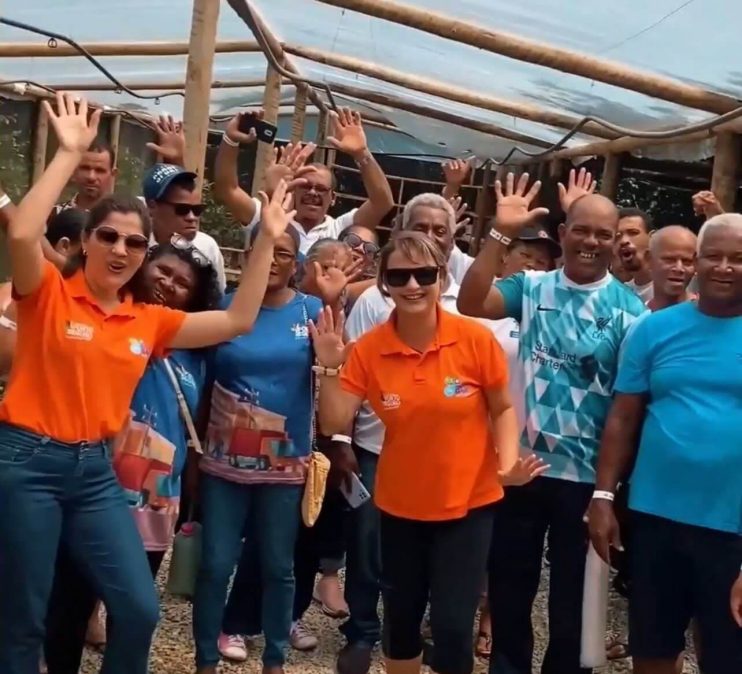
[340,446,381,647]
[193,474,302,668]
[0,423,159,674]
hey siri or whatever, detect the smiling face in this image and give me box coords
[406,205,454,259]
[143,252,198,310]
[502,241,555,277]
[293,165,334,226]
[617,215,651,273]
[648,226,697,299]
[559,195,618,284]
[696,224,742,307]
[384,248,443,316]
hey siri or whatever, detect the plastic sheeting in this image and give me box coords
[0,0,739,162]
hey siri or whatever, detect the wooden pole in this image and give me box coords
[600,153,622,200]
[182,0,221,195]
[328,82,553,148]
[31,102,49,184]
[316,0,739,115]
[45,79,266,92]
[109,113,122,189]
[283,44,617,140]
[710,133,740,212]
[291,85,308,143]
[315,108,329,164]
[471,161,493,255]
[0,40,260,57]
[252,64,283,194]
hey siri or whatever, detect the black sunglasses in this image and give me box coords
[384,266,439,288]
[161,201,206,217]
[170,234,212,268]
[93,226,149,252]
[342,232,380,257]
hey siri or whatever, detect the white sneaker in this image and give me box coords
[217,632,248,662]
[290,621,318,651]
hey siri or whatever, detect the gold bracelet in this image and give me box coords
[312,365,342,377]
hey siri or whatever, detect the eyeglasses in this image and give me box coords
[342,233,380,257]
[298,182,332,195]
[93,226,149,253]
[161,201,206,217]
[384,266,439,288]
[170,234,212,268]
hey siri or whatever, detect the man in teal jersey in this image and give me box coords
[458,172,646,674]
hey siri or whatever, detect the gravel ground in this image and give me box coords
[80,555,699,674]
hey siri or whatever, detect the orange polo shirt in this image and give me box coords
[340,307,508,521]
[0,261,186,442]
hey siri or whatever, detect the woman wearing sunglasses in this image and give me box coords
[0,93,295,674]
[310,231,545,674]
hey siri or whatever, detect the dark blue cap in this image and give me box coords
[142,163,197,202]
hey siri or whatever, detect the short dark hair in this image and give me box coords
[63,195,152,298]
[159,174,197,202]
[248,224,300,253]
[146,243,222,312]
[46,208,87,246]
[618,207,653,232]
[86,141,116,169]
[307,162,337,191]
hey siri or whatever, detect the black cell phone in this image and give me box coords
[238,113,277,144]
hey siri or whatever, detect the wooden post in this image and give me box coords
[109,114,122,189]
[600,153,622,200]
[182,0,221,196]
[471,161,493,255]
[0,40,260,57]
[314,108,328,164]
[31,102,49,184]
[252,64,283,194]
[711,133,741,212]
[291,85,308,143]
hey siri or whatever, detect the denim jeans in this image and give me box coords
[340,445,381,647]
[192,473,302,668]
[0,423,159,674]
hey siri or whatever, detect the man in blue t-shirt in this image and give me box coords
[458,172,646,674]
[588,213,742,674]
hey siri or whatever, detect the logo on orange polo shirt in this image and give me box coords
[64,321,94,341]
[129,338,150,358]
[381,392,401,410]
[443,377,471,398]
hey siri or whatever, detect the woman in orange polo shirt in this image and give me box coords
[0,93,295,674]
[310,231,547,674]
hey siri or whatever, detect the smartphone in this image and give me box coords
[238,113,277,144]
[339,473,371,509]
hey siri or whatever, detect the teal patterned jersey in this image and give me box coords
[497,269,647,483]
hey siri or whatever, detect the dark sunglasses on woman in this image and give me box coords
[170,234,212,268]
[341,232,380,257]
[384,266,439,288]
[93,226,149,252]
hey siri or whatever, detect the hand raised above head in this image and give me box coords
[44,92,102,154]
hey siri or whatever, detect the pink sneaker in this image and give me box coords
[217,633,248,662]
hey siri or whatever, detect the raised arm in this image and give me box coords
[8,93,101,296]
[168,179,294,349]
[457,172,548,320]
[145,114,186,166]
[328,109,393,230]
[441,158,473,200]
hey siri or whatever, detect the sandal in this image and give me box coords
[476,630,492,658]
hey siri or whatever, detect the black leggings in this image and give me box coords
[380,504,495,674]
[44,547,165,674]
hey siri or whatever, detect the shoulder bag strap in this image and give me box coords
[162,358,203,455]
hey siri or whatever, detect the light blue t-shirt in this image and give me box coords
[616,302,742,534]
[200,291,322,485]
[497,269,646,483]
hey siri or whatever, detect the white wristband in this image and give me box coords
[222,133,240,148]
[0,194,11,209]
[592,490,615,502]
[489,229,512,246]
[331,434,352,445]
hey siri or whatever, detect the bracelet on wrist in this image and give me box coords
[312,364,342,377]
[222,133,240,148]
[489,228,512,246]
[331,434,352,445]
[592,490,615,502]
[353,150,372,168]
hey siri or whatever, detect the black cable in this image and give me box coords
[0,16,183,102]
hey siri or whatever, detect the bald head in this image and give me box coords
[648,225,697,300]
[649,225,696,256]
[566,194,620,227]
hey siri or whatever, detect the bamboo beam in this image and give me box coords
[291,85,308,143]
[600,153,622,199]
[44,79,266,92]
[109,113,122,189]
[472,161,493,255]
[710,133,740,212]
[0,40,260,57]
[328,82,553,149]
[317,0,739,115]
[31,103,49,184]
[252,64,283,194]
[183,0,221,196]
[283,43,617,140]
[315,108,329,164]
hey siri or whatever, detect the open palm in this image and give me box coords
[309,306,353,369]
[327,108,368,158]
[257,179,296,240]
[44,92,101,154]
[494,172,549,236]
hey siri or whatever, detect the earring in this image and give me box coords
[82,248,88,257]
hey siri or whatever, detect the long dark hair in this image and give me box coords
[63,195,153,298]
[145,243,222,312]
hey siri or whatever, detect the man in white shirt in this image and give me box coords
[617,207,654,302]
[214,109,394,255]
[142,163,227,290]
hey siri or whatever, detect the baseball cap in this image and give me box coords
[516,225,562,259]
[142,163,197,202]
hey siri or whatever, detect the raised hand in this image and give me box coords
[493,172,549,237]
[43,92,101,154]
[312,262,349,306]
[265,141,317,195]
[498,454,550,486]
[341,256,366,284]
[224,110,264,146]
[146,114,185,164]
[442,158,473,187]
[308,305,354,369]
[449,195,471,233]
[558,167,597,214]
[327,108,368,160]
[692,190,724,219]
[257,179,296,240]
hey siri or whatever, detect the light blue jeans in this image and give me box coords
[192,473,302,668]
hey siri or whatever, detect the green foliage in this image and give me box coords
[199,180,245,249]
[115,144,147,197]
[0,103,32,201]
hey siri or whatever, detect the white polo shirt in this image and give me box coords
[345,280,524,455]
